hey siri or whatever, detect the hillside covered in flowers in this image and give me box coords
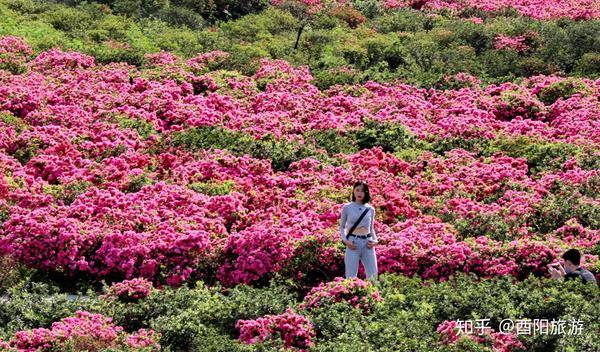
[0,0,599,351]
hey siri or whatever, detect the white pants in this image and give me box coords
[344,237,378,281]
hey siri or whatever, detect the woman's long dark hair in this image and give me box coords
[351,180,371,204]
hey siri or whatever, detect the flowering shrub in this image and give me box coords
[437,319,525,352]
[299,277,383,314]
[383,0,600,20]
[0,41,598,289]
[0,36,32,74]
[217,223,296,286]
[494,34,530,53]
[143,51,181,67]
[186,51,231,74]
[29,48,95,72]
[485,84,546,121]
[236,307,315,351]
[100,278,154,303]
[2,311,160,351]
[436,320,484,345]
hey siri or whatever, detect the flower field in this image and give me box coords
[0,0,599,350]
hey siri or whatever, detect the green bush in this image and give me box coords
[565,21,600,59]
[219,6,297,42]
[170,0,268,24]
[575,52,600,77]
[114,114,158,139]
[12,137,43,166]
[451,21,492,55]
[0,112,26,134]
[3,0,600,86]
[480,48,520,81]
[215,281,298,335]
[2,0,47,15]
[156,5,206,30]
[373,9,426,34]
[115,0,168,18]
[531,180,600,234]
[304,128,357,156]
[139,18,203,57]
[41,181,92,205]
[307,301,369,341]
[169,125,335,171]
[0,271,597,351]
[42,6,93,33]
[312,65,359,89]
[355,118,429,154]
[439,44,480,75]
[479,135,581,174]
[188,180,236,196]
[350,0,383,20]
[0,281,98,340]
[536,78,591,105]
[101,283,225,342]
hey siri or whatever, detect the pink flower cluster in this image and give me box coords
[437,320,525,352]
[236,307,315,351]
[383,0,600,20]
[186,50,230,74]
[100,278,154,302]
[29,48,95,73]
[375,216,590,280]
[143,51,181,67]
[3,311,160,351]
[126,329,161,350]
[494,34,530,52]
[0,181,219,285]
[0,36,32,70]
[299,277,382,313]
[3,41,599,145]
[0,40,598,287]
[217,222,296,286]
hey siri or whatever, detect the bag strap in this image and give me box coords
[347,208,370,238]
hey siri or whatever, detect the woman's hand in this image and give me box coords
[367,240,378,249]
[343,239,357,250]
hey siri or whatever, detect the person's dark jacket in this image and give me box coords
[564,267,598,286]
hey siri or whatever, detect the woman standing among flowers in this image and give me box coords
[339,180,378,281]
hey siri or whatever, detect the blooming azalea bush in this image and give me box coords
[0,36,32,74]
[1,311,160,351]
[0,38,597,352]
[236,307,315,351]
[437,319,525,352]
[0,182,221,286]
[383,0,600,20]
[299,277,383,314]
[217,223,296,287]
[100,278,155,303]
[1,273,598,351]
